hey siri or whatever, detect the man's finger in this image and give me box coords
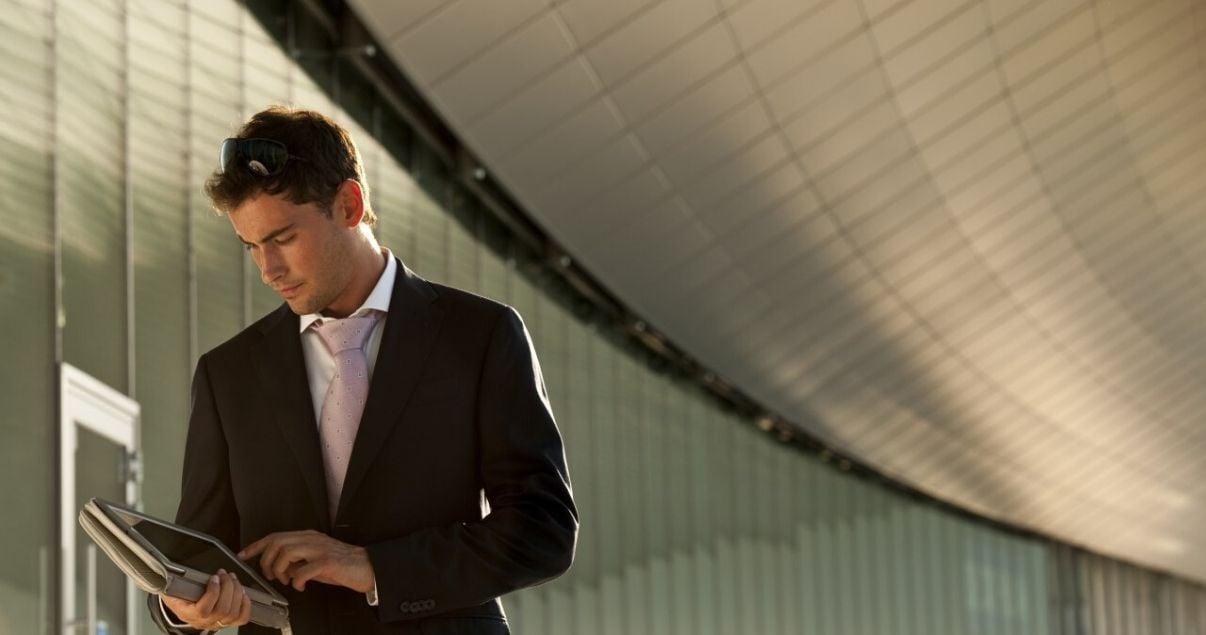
[259,534,305,581]
[222,574,246,623]
[160,594,192,614]
[236,588,252,625]
[213,571,237,619]
[192,574,222,617]
[271,544,320,584]
[289,559,327,592]
[161,593,199,625]
[244,530,299,564]
[238,537,267,560]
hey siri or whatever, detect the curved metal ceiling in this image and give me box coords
[348,0,1206,580]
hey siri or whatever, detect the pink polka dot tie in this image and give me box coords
[313,313,379,520]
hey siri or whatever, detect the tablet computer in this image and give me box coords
[80,498,289,629]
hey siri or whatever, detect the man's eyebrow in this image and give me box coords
[238,224,296,245]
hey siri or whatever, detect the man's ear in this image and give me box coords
[334,180,365,227]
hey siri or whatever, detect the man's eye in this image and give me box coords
[243,243,255,251]
[275,236,294,245]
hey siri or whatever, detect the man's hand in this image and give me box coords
[161,569,251,631]
[239,530,376,593]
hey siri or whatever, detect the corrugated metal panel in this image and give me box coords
[5,0,1206,632]
[351,0,1206,586]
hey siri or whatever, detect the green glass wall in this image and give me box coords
[0,2,55,633]
[2,0,1206,633]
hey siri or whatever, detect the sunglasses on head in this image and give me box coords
[217,137,304,176]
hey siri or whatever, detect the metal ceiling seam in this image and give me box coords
[804,324,1154,487]
[424,16,585,127]
[456,0,672,131]
[950,187,1206,426]
[988,295,1196,428]
[969,0,1206,421]
[1193,0,1206,99]
[768,3,1170,213]
[701,140,1036,339]
[810,387,1052,513]
[711,193,827,261]
[660,180,810,274]
[1035,473,1182,539]
[982,4,1169,371]
[810,0,1206,496]
[498,0,859,182]
[564,0,984,218]
[374,0,458,44]
[611,65,874,208]
[479,0,758,162]
[860,423,996,501]
[709,154,1027,336]
[710,11,917,454]
[522,0,1047,223]
[1017,474,1196,539]
[1144,140,1206,202]
[713,214,977,354]
[577,89,875,242]
[1089,5,1206,307]
[979,262,1206,416]
[408,1,550,89]
[354,0,1206,580]
[721,0,1087,528]
[1013,216,1206,387]
[517,47,750,193]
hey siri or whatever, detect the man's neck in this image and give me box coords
[322,246,387,318]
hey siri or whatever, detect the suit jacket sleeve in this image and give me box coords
[365,306,579,621]
[145,354,239,633]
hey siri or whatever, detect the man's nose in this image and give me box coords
[258,248,286,284]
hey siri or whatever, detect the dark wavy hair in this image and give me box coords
[205,105,376,226]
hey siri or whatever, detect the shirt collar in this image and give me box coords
[299,248,396,332]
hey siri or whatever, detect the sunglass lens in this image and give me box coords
[218,138,289,175]
[218,138,239,174]
[244,140,288,175]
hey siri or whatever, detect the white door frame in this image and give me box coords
[59,363,141,635]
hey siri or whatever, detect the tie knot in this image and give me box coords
[313,313,379,354]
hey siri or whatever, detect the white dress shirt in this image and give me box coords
[299,248,395,608]
[161,249,395,627]
[299,248,396,423]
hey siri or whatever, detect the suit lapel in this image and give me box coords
[337,261,445,521]
[251,306,332,531]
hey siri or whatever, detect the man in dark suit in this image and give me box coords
[148,106,577,634]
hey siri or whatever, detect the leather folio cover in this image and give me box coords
[78,498,289,629]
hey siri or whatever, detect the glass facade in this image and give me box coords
[2,0,1205,633]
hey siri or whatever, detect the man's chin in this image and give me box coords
[285,298,318,315]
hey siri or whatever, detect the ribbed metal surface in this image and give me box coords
[3,1,1206,633]
[349,0,1206,582]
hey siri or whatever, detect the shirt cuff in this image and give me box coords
[366,580,379,606]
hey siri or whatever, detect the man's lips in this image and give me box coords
[277,283,302,298]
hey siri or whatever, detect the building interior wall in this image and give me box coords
[1,0,1204,634]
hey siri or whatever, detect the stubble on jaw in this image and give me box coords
[287,229,360,317]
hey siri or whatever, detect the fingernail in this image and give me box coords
[209,574,218,585]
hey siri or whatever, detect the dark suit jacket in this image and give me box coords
[149,260,578,635]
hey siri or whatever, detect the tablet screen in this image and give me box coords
[111,509,271,594]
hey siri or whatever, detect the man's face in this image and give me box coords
[228,191,355,316]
